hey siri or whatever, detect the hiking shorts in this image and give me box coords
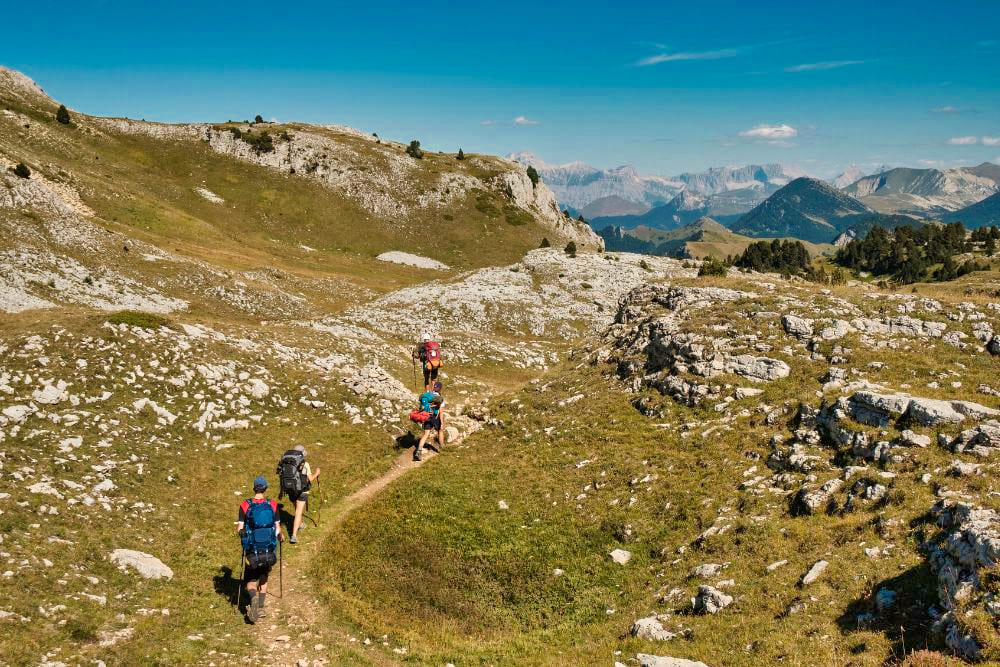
[423,366,439,386]
[422,414,442,431]
[245,561,272,583]
[287,489,309,507]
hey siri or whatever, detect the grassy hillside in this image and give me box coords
[0,67,592,294]
[319,266,1000,665]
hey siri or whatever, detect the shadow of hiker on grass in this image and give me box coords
[213,565,243,610]
[395,432,418,452]
[835,560,941,663]
[395,431,441,456]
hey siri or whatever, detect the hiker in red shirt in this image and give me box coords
[237,475,282,624]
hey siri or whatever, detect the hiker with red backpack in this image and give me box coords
[237,475,283,624]
[411,381,446,461]
[276,445,320,544]
[413,333,442,392]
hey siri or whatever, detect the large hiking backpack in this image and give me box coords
[423,341,442,370]
[277,449,306,496]
[242,500,277,569]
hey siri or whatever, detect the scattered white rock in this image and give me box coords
[610,549,632,565]
[376,251,450,271]
[692,585,733,614]
[109,550,173,580]
[800,560,829,586]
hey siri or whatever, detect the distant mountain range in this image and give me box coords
[513,150,1000,226]
[844,163,1000,217]
[584,186,748,231]
[508,152,682,213]
[509,152,804,218]
[514,151,1000,247]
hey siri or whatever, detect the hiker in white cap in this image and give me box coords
[412,332,442,392]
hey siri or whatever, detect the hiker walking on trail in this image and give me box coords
[277,445,320,544]
[414,381,446,461]
[413,333,443,392]
[237,476,282,624]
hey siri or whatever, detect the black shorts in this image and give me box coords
[245,562,272,582]
[287,489,309,506]
[422,414,442,431]
[423,366,439,385]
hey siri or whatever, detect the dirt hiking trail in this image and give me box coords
[250,425,480,666]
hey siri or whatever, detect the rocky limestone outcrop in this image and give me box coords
[601,285,789,408]
[928,500,1000,660]
[815,391,998,463]
[495,168,603,250]
[820,391,998,437]
[0,66,54,105]
[949,421,1000,458]
[852,315,947,339]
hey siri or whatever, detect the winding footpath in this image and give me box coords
[252,425,480,665]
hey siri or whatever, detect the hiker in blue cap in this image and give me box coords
[236,475,282,624]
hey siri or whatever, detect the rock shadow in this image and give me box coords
[835,560,940,663]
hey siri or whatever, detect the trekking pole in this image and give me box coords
[278,539,283,599]
[315,479,323,526]
[236,541,246,610]
[412,358,417,392]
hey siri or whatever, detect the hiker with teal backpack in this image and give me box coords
[411,381,446,461]
[236,476,282,624]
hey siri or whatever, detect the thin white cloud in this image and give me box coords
[636,48,741,66]
[931,105,978,115]
[480,119,496,126]
[739,124,798,139]
[947,136,979,145]
[785,60,863,72]
[982,136,1000,146]
[513,115,539,126]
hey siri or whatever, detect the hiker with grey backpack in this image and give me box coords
[277,444,320,544]
[236,475,283,624]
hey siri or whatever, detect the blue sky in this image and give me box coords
[2,0,999,177]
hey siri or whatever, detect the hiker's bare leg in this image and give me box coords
[292,499,306,538]
[417,429,430,451]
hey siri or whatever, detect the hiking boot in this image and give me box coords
[247,592,260,624]
[413,449,422,462]
[289,535,298,544]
